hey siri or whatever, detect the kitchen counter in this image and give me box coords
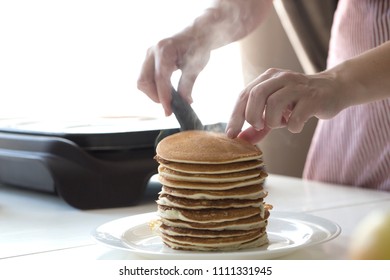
[1,174,390,261]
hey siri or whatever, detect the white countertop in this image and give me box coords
[1,174,390,261]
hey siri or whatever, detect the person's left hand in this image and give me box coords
[226,68,345,144]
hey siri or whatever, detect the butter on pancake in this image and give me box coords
[153,130,271,251]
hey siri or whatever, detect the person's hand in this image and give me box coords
[137,32,211,116]
[226,68,346,144]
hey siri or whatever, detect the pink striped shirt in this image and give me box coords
[303,0,390,191]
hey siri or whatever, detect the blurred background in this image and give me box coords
[0,0,240,121]
[0,0,327,178]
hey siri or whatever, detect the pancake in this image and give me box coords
[158,160,265,174]
[161,228,263,246]
[158,205,265,223]
[161,185,268,200]
[161,213,269,230]
[161,231,268,251]
[159,224,262,238]
[158,174,267,190]
[162,235,268,251]
[158,165,264,183]
[153,130,271,251]
[156,130,262,164]
[157,193,264,209]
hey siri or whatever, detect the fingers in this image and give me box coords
[286,99,315,133]
[227,69,319,143]
[226,68,283,139]
[226,91,249,138]
[264,87,295,129]
[178,49,211,103]
[245,77,284,130]
[154,39,180,116]
[237,126,271,144]
[262,85,316,134]
[137,39,178,116]
[177,72,198,104]
[137,48,159,103]
[138,36,210,115]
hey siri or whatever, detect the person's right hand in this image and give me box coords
[137,32,211,116]
[226,68,346,144]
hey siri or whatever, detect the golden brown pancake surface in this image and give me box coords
[156,130,262,164]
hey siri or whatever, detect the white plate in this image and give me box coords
[92,211,341,260]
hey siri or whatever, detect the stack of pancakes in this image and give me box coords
[154,130,270,251]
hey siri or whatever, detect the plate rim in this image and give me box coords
[92,211,341,259]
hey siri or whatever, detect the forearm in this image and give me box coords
[327,41,390,109]
[178,0,273,51]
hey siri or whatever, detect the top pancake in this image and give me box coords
[156,131,262,164]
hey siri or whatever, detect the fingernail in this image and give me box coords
[164,108,171,117]
[226,127,234,138]
[254,122,264,131]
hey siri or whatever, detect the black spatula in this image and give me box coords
[154,86,228,147]
[170,87,204,131]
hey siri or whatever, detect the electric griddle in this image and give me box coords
[0,116,180,209]
[0,117,225,209]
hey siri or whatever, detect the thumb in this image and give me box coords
[237,126,271,145]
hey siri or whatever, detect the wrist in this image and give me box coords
[325,60,366,110]
[187,7,230,51]
[177,0,269,52]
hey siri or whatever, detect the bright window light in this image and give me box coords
[0,0,243,126]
